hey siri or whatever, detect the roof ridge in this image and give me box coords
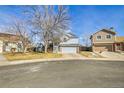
[0,32,17,36]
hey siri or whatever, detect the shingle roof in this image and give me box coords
[116,36,124,42]
[90,28,116,39]
[0,32,17,37]
[60,44,80,47]
[95,29,116,35]
[0,32,29,43]
[102,29,116,34]
[65,32,78,38]
[0,32,20,42]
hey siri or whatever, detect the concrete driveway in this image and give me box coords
[0,60,124,88]
[100,51,124,59]
[62,53,84,58]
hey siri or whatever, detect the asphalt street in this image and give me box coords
[0,60,124,88]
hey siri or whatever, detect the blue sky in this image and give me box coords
[0,5,124,44]
[69,5,124,37]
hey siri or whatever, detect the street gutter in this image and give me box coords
[0,57,124,67]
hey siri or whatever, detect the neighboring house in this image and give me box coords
[90,27,124,52]
[0,32,29,53]
[53,32,80,53]
[33,43,44,52]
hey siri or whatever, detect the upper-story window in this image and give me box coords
[96,35,102,40]
[106,34,112,39]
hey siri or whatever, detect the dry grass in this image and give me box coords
[80,51,103,58]
[4,52,62,61]
[80,51,92,57]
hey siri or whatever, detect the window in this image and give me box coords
[106,34,112,39]
[96,35,101,40]
[5,42,8,46]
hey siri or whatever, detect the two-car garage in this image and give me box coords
[60,46,79,53]
[61,47,77,53]
[93,44,113,52]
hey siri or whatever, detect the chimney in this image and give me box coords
[109,27,115,32]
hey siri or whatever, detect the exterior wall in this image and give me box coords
[91,30,124,52]
[122,43,124,51]
[92,43,114,52]
[114,42,124,51]
[0,33,29,53]
[0,40,3,53]
[91,30,116,52]
[1,41,23,53]
[93,42,124,52]
[76,47,79,53]
[60,38,79,45]
[92,31,115,43]
[5,42,18,52]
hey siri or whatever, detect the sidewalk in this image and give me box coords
[100,51,124,59]
[0,54,8,62]
[0,57,124,67]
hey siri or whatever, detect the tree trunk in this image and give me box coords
[22,44,27,53]
[24,47,27,53]
[22,47,26,53]
[52,42,54,53]
[44,44,48,53]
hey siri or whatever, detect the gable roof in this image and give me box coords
[94,29,116,35]
[65,32,78,38]
[116,36,124,42]
[0,32,20,42]
[0,32,17,37]
[0,32,29,43]
[101,29,116,34]
[60,44,80,47]
[90,28,116,39]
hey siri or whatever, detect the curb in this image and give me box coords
[0,57,124,67]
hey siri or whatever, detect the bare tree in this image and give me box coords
[82,33,91,47]
[25,5,70,53]
[6,18,30,53]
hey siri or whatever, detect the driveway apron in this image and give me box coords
[0,54,7,62]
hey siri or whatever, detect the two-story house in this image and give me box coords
[0,32,30,53]
[53,32,80,53]
[90,27,124,52]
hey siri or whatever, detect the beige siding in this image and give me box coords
[92,31,115,43]
[0,40,3,53]
[92,44,113,52]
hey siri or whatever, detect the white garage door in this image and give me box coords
[61,47,77,53]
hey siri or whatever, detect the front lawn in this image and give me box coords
[4,52,62,61]
[80,51,104,58]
